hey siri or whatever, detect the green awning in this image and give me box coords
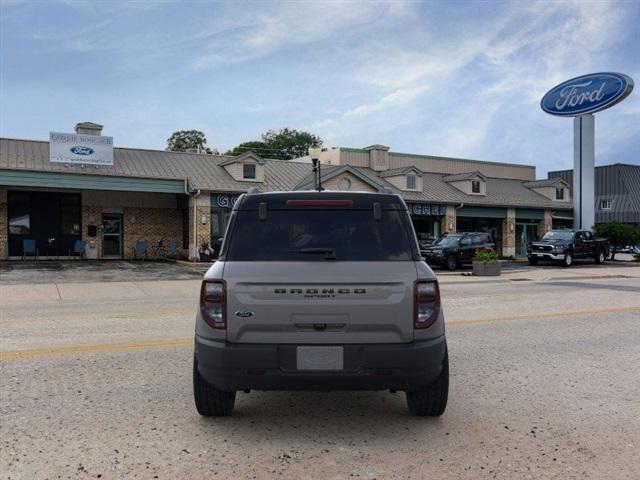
[0,169,186,194]
[457,206,507,218]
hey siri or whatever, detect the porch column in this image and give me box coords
[0,188,7,260]
[189,193,211,261]
[502,208,516,257]
[539,210,553,239]
[440,205,457,234]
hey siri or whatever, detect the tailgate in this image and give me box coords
[223,261,417,344]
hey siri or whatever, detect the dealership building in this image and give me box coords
[1,123,575,261]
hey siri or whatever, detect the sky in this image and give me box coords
[1,0,638,177]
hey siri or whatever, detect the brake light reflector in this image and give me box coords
[414,280,439,329]
[286,199,354,208]
[200,280,226,329]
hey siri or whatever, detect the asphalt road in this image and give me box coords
[2,274,640,479]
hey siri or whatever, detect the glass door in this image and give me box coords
[102,214,123,259]
[516,223,538,257]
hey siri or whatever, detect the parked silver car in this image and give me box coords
[193,191,448,416]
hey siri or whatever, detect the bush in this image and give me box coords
[594,222,640,260]
[473,250,499,262]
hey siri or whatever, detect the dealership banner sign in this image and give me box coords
[49,132,114,165]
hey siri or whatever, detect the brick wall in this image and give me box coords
[122,207,182,260]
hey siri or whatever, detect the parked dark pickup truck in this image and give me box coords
[527,230,609,267]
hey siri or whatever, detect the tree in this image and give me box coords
[225,141,269,157]
[167,130,217,154]
[593,222,640,260]
[226,128,322,160]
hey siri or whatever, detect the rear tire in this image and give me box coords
[193,358,236,416]
[445,255,457,271]
[595,250,606,264]
[528,256,538,266]
[562,253,573,267]
[406,349,449,416]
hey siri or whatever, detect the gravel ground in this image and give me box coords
[1,275,639,479]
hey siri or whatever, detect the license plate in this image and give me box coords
[535,253,544,257]
[296,346,344,371]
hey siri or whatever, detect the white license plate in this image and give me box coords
[296,346,344,371]
[535,253,544,257]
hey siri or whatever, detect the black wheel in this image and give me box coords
[406,349,449,416]
[528,256,539,266]
[193,358,236,416]
[445,255,457,271]
[562,253,573,267]
[595,250,606,264]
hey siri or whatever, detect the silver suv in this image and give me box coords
[193,191,448,416]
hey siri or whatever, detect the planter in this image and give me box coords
[472,260,501,276]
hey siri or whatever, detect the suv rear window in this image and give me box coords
[223,209,416,261]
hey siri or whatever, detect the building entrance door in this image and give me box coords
[516,223,538,257]
[102,214,123,259]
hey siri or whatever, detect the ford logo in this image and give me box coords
[70,146,95,155]
[234,311,254,318]
[541,72,634,117]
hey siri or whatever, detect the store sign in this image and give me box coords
[407,203,447,216]
[540,72,634,116]
[49,132,114,165]
[215,194,240,208]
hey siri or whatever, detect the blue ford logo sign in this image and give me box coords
[541,72,634,116]
[70,146,95,155]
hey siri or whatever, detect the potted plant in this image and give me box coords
[198,242,213,262]
[472,250,501,276]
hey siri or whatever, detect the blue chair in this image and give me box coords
[22,239,38,261]
[166,240,178,259]
[133,240,149,260]
[69,240,86,260]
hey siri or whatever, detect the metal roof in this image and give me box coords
[443,171,486,182]
[0,137,310,193]
[523,178,567,188]
[549,164,640,222]
[0,137,573,210]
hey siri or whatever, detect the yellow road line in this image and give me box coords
[448,305,640,325]
[0,338,193,361]
[2,306,640,361]
[0,308,194,324]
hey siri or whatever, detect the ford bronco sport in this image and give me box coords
[193,191,448,416]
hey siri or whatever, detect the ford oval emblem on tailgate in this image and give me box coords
[235,311,254,318]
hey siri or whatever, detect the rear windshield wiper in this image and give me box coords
[288,247,337,260]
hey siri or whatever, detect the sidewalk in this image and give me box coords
[1,261,638,306]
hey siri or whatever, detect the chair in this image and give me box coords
[68,240,86,260]
[133,240,149,260]
[22,239,38,261]
[165,240,178,259]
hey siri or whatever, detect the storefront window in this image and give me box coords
[8,192,30,234]
[9,209,30,234]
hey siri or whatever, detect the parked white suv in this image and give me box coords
[193,191,448,416]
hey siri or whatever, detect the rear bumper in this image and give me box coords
[195,335,447,392]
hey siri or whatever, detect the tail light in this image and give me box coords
[414,280,440,329]
[200,280,226,329]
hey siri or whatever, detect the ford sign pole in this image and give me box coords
[541,72,634,230]
[574,114,595,230]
